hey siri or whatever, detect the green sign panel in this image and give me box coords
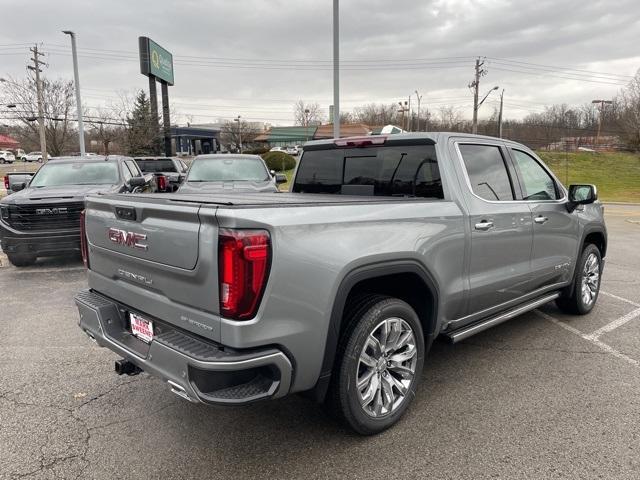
[139,36,174,85]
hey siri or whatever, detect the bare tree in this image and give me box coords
[293,100,325,126]
[618,69,640,149]
[437,105,465,131]
[0,75,76,155]
[353,103,399,126]
[86,107,126,155]
[220,120,260,152]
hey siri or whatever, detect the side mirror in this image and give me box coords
[11,182,27,192]
[275,173,287,184]
[567,184,597,212]
[270,169,276,176]
[127,176,146,190]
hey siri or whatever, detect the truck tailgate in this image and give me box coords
[84,195,221,335]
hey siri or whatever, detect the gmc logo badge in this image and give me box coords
[36,207,68,215]
[108,228,148,250]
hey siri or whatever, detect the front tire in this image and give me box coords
[328,295,425,435]
[7,253,37,267]
[556,244,602,315]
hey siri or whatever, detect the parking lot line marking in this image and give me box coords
[584,307,640,340]
[601,291,640,308]
[535,310,639,368]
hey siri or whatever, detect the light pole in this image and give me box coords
[62,31,85,156]
[332,0,340,138]
[234,115,242,153]
[398,101,408,130]
[591,99,613,149]
[474,85,499,135]
[304,108,310,141]
[415,90,422,132]
[498,89,504,138]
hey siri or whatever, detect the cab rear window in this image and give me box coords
[292,145,443,198]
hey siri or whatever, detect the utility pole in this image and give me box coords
[415,90,422,131]
[234,115,242,153]
[407,96,412,132]
[28,45,48,163]
[304,108,310,141]
[498,89,504,138]
[398,101,409,131]
[591,99,613,150]
[469,57,487,135]
[62,31,85,156]
[332,0,340,138]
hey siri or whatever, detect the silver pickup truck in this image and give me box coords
[75,133,606,434]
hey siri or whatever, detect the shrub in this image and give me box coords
[244,146,270,155]
[261,151,296,171]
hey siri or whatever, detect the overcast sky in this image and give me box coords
[1,0,638,126]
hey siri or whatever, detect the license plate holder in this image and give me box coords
[129,312,154,343]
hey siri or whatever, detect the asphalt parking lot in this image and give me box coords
[0,204,639,480]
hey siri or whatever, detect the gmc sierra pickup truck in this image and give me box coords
[75,133,606,434]
[1,155,155,266]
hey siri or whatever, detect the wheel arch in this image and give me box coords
[308,260,440,402]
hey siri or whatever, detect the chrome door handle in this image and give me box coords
[534,216,549,224]
[474,221,494,231]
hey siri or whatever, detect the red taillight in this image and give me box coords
[80,210,89,268]
[218,228,271,320]
[157,175,167,192]
[3,176,8,190]
[334,135,386,148]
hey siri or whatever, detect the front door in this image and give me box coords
[454,141,534,316]
[508,148,579,289]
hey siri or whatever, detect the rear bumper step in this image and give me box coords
[74,289,292,405]
[445,292,561,343]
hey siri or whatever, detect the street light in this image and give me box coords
[234,115,242,153]
[62,30,86,156]
[478,85,499,108]
[415,90,423,131]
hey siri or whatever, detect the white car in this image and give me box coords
[24,151,45,163]
[286,146,300,156]
[269,146,287,153]
[0,150,16,164]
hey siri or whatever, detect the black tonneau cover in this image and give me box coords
[94,192,431,208]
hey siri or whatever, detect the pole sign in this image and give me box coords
[139,36,174,85]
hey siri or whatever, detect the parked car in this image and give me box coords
[14,149,27,161]
[74,133,606,435]
[269,146,287,153]
[178,154,286,194]
[286,145,300,156]
[0,155,155,267]
[134,156,188,192]
[0,150,16,164]
[24,151,45,163]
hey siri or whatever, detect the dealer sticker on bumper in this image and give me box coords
[130,312,154,343]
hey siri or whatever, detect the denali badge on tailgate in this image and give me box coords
[107,227,148,250]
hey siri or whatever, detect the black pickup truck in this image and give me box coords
[0,155,154,266]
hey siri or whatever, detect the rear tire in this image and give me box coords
[556,243,602,315]
[327,295,425,435]
[7,253,37,267]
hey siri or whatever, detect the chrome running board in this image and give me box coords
[446,292,561,343]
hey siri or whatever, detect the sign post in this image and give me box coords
[139,37,174,157]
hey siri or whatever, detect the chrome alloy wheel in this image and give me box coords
[581,252,600,306]
[356,317,417,418]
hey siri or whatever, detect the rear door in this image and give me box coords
[507,147,578,289]
[452,140,534,316]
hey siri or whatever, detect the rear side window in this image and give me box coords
[125,160,141,177]
[459,144,514,201]
[292,145,443,198]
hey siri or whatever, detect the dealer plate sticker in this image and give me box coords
[130,313,154,343]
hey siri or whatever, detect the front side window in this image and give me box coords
[511,150,559,200]
[459,144,514,201]
[293,145,443,198]
[29,162,119,187]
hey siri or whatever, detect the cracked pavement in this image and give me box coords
[1,205,639,479]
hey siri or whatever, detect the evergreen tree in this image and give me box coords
[125,90,161,155]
